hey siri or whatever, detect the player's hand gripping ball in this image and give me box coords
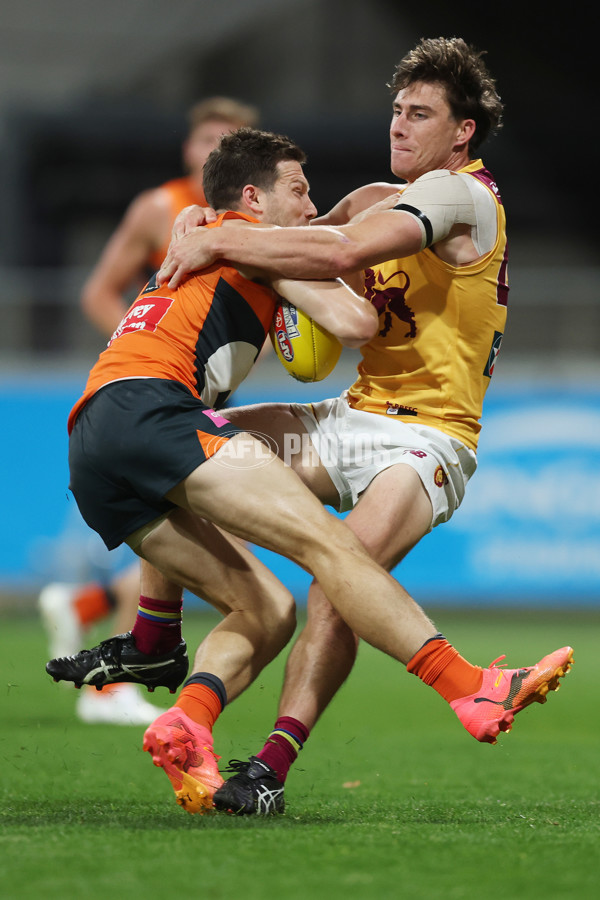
[270,299,342,382]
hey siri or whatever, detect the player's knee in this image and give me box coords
[266,592,297,648]
[314,521,370,567]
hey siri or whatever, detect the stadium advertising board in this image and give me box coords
[1,376,598,606]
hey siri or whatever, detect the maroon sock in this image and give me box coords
[131,595,183,655]
[256,716,310,783]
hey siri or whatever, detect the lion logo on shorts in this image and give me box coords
[434,465,448,488]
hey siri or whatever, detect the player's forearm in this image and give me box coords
[213,224,363,279]
[272,277,378,347]
[159,209,424,288]
[219,213,426,278]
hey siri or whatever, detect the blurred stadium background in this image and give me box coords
[1,0,598,612]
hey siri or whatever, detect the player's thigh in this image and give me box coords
[166,432,343,561]
[226,402,299,453]
[226,402,337,503]
[346,463,433,570]
[137,507,294,617]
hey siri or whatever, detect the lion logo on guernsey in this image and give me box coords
[364,267,416,339]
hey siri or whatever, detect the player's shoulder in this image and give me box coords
[217,211,272,229]
[128,183,172,216]
[403,168,483,205]
[115,186,172,245]
[158,176,189,191]
[412,167,496,199]
[415,169,454,181]
[319,182,403,225]
[355,181,404,202]
[410,169,461,188]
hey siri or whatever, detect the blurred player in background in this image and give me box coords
[81,96,260,335]
[156,38,574,815]
[38,97,259,725]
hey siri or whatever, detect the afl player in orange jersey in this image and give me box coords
[39,99,259,725]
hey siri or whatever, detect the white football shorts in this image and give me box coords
[290,392,477,530]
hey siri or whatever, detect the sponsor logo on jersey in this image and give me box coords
[484,330,504,377]
[109,297,174,344]
[386,401,418,417]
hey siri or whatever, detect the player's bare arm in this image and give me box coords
[218,218,377,347]
[165,181,400,241]
[315,182,402,226]
[81,188,171,336]
[270,276,378,347]
[157,181,414,288]
[157,180,404,288]
[156,167,490,289]
[157,208,425,288]
[169,203,218,241]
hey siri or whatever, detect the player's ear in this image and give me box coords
[240,183,264,215]
[455,118,476,150]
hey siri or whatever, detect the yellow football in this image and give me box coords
[270,299,342,382]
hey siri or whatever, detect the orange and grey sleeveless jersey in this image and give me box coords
[68,212,276,433]
[147,176,206,272]
[347,160,508,451]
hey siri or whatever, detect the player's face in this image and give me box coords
[184,119,244,174]
[389,81,471,182]
[261,161,318,227]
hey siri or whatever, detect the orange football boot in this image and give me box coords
[450,646,574,744]
[143,707,224,812]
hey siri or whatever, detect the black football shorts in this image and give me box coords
[68,378,240,549]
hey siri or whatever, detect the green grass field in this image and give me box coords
[1,607,598,900]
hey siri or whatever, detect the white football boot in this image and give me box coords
[76,683,166,726]
[38,582,83,659]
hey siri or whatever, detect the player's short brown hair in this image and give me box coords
[203,128,306,210]
[389,37,503,150]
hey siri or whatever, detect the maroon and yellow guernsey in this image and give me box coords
[347,160,508,451]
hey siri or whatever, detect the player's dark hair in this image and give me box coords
[203,128,306,210]
[389,37,503,150]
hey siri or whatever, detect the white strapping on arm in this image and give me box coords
[395,169,497,254]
